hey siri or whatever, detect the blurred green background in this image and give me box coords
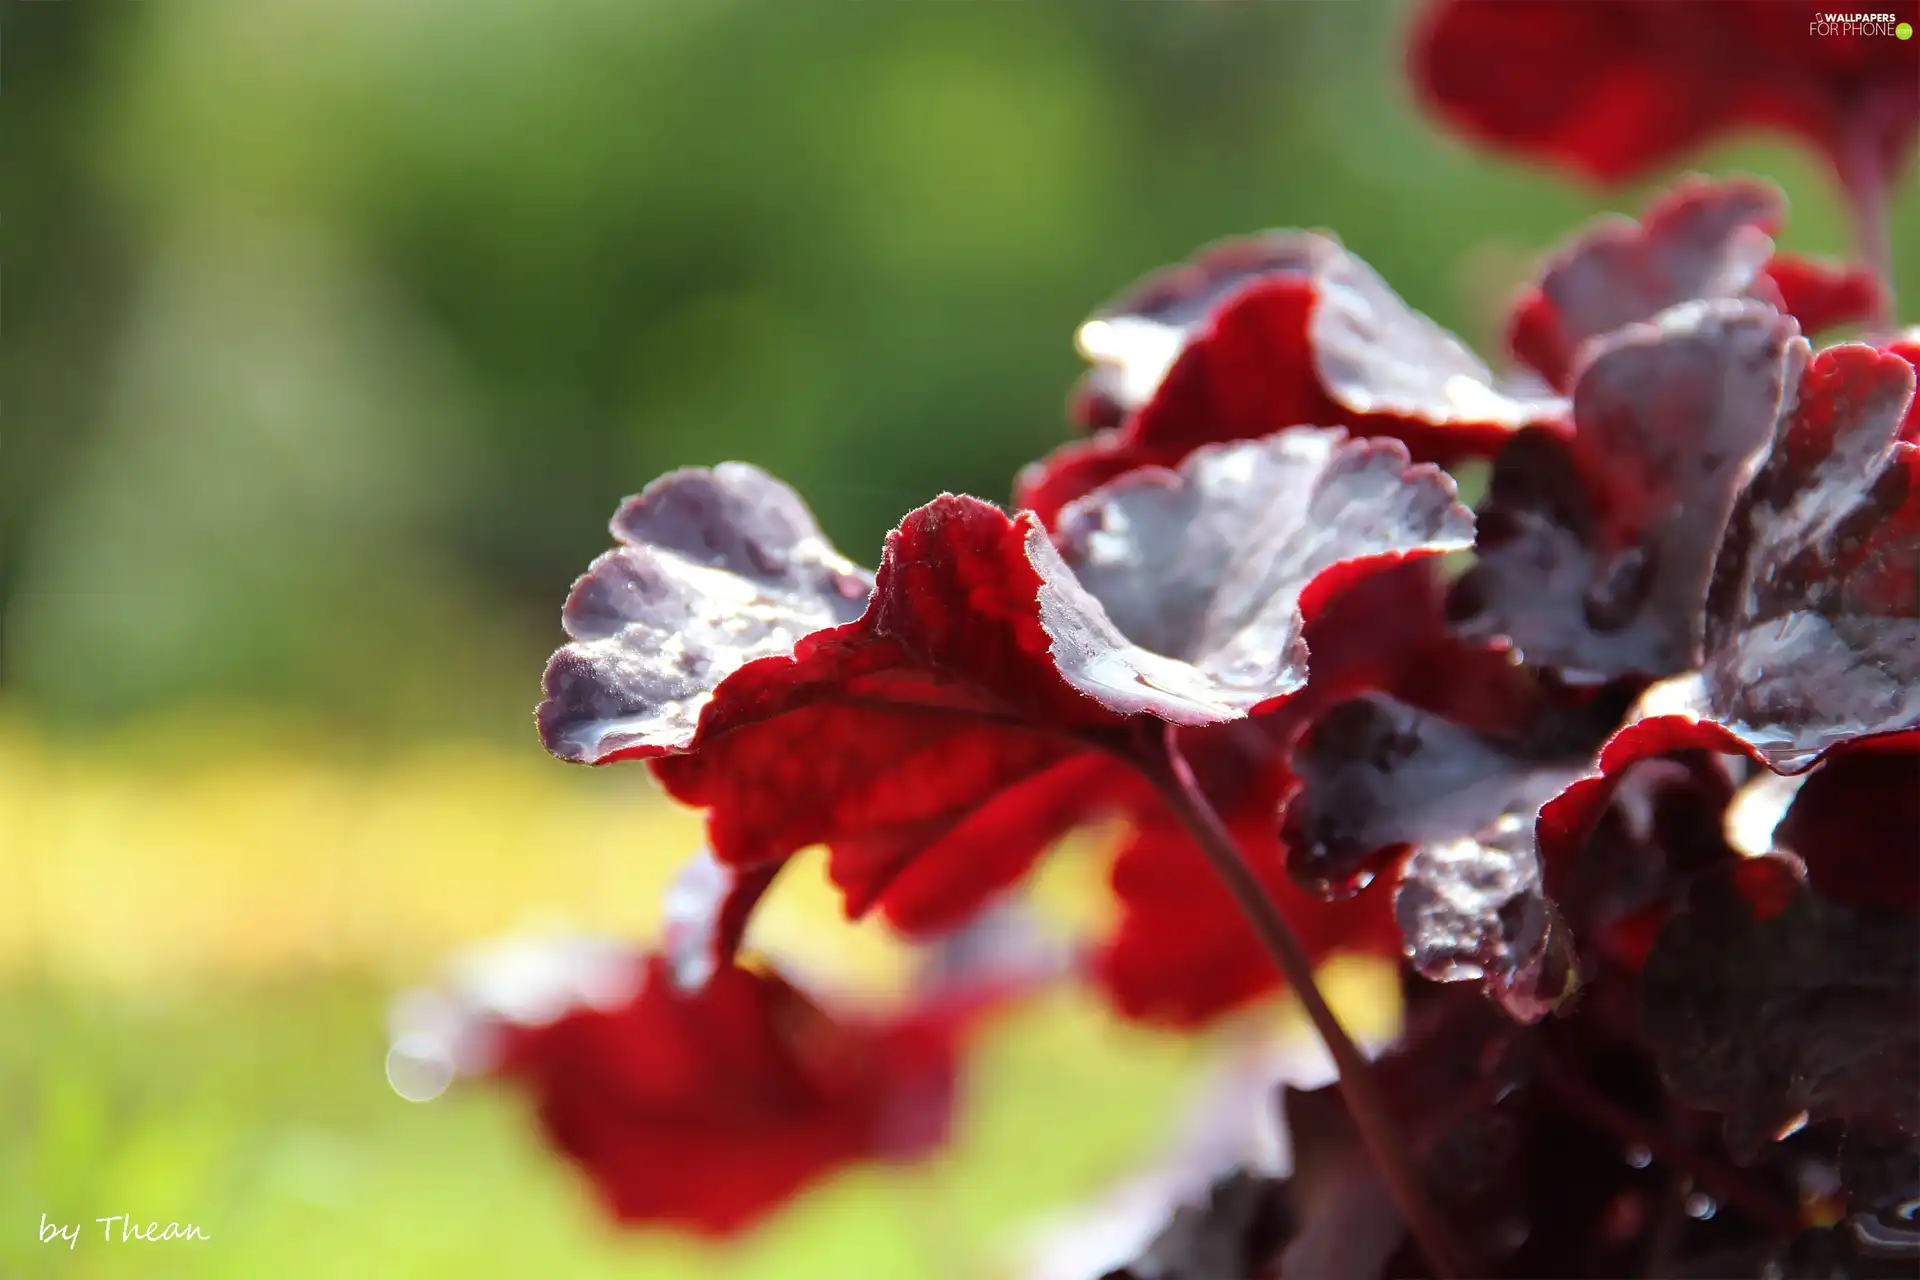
[2,1,1914,1276]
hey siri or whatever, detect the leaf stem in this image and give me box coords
[1136,724,1477,1280]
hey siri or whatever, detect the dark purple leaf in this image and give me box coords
[1701,342,1920,770]
[1282,689,1624,1019]
[1099,1169,1295,1280]
[1506,178,1782,390]
[1393,816,1580,1025]
[1641,856,1920,1157]
[1054,429,1473,689]
[1450,300,1800,682]
[1773,737,1920,916]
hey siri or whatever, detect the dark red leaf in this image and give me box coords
[542,446,1468,936]
[1838,1129,1920,1261]
[1773,735,1920,916]
[1450,301,1800,682]
[1530,714,1749,974]
[1702,342,1920,770]
[1534,704,1918,985]
[1533,713,1754,883]
[1757,1222,1920,1278]
[1535,708,1917,967]
[1411,0,1920,187]
[1018,233,1561,524]
[501,959,967,1236]
[1640,855,1920,1157]
[1269,995,1555,1277]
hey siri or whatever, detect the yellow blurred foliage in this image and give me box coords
[0,702,1398,1047]
[0,706,906,989]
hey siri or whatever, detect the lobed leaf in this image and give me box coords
[1019,233,1560,524]
[1450,300,1800,682]
[545,443,1469,941]
[1702,343,1920,769]
[1282,689,1616,1020]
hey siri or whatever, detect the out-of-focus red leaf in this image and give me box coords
[1411,0,1920,188]
[500,959,968,1236]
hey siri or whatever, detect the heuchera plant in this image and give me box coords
[413,4,1920,1275]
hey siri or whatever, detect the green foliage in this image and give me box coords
[0,982,1195,1280]
[7,0,1911,735]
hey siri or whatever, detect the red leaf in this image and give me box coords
[1018,233,1560,525]
[1411,0,1920,188]
[1451,301,1801,681]
[1533,713,1751,884]
[1531,715,1748,973]
[1773,734,1920,916]
[501,959,968,1236]
[542,445,1469,936]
